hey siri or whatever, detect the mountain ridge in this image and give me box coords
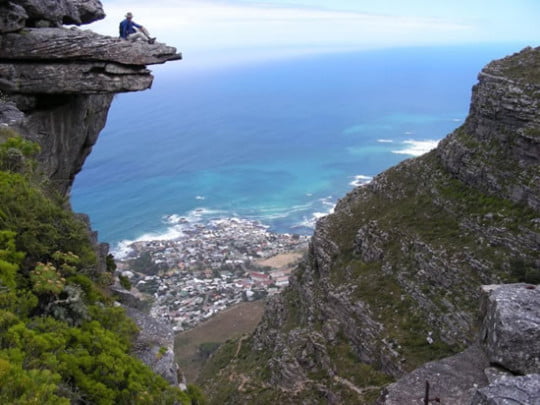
[199,46,540,404]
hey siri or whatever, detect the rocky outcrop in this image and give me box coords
[472,374,540,405]
[480,284,540,375]
[126,307,182,387]
[0,28,180,65]
[2,0,105,29]
[0,0,181,387]
[0,2,180,195]
[438,47,540,211]
[379,346,489,405]
[380,284,540,404]
[200,47,540,404]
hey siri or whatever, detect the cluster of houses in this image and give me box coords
[116,217,309,331]
[135,267,294,331]
[125,217,308,272]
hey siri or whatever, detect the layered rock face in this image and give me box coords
[200,48,540,404]
[0,0,182,386]
[438,47,540,211]
[0,0,180,194]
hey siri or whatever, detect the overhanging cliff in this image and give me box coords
[199,47,540,404]
[0,0,184,394]
[0,0,180,194]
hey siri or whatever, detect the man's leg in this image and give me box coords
[128,27,155,44]
[127,31,146,42]
[139,26,152,38]
[139,26,156,44]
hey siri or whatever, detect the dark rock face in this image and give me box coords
[0,2,28,33]
[126,307,180,386]
[17,94,113,193]
[480,284,540,375]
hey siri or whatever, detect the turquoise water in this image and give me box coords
[71,45,519,250]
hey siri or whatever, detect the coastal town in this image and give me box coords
[115,217,310,331]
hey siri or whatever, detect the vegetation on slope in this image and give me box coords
[0,130,201,404]
[199,147,539,404]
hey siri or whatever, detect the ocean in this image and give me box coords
[70,44,522,253]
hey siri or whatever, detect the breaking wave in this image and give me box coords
[349,174,373,187]
[392,139,440,157]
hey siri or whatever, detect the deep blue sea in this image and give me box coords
[70,44,522,253]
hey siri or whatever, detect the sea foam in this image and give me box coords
[392,139,440,157]
[349,174,373,187]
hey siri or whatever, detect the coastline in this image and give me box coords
[114,217,309,332]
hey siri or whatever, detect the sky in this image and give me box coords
[92,0,540,67]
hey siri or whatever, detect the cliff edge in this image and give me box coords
[0,0,185,397]
[0,0,180,195]
[199,47,540,404]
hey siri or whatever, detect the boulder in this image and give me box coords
[471,374,540,405]
[0,1,28,33]
[378,346,489,405]
[0,101,25,127]
[9,0,104,27]
[480,284,540,375]
[71,0,105,24]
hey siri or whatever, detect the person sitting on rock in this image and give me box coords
[119,12,156,44]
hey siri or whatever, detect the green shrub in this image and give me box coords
[0,137,203,403]
[0,135,40,174]
[106,253,117,272]
[198,342,221,359]
[0,171,96,267]
[0,230,24,289]
[186,384,207,405]
[119,274,132,291]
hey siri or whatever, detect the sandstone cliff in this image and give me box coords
[0,0,182,389]
[199,47,540,404]
[0,0,180,195]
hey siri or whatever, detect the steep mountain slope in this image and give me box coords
[199,47,540,404]
[0,1,195,402]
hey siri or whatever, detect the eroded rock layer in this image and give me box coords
[0,0,182,386]
[0,2,180,194]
